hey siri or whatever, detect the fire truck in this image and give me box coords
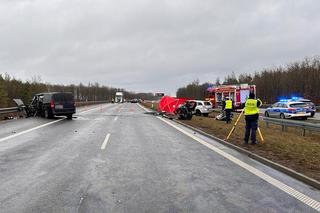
[206,84,256,109]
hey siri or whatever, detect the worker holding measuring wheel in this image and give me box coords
[244,93,262,145]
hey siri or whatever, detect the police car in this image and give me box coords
[265,100,311,119]
[290,97,316,117]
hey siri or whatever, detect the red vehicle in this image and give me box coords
[158,96,194,120]
[206,84,256,109]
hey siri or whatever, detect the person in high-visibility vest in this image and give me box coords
[224,97,233,124]
[244,93,262,144]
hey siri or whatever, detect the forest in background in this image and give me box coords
[176,57,320,104]
[0,74,156,107]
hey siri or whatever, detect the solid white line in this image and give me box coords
[0,104,108,143]
[114,116,118,121]
[137,103,320,211]
[0,118,65,143]
[101,133,111,150]
[157,117,320,211]
[137,103,152,113]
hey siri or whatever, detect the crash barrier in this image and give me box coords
[262,117,320,136]
[0,107,20,114]
[0,101,109,116]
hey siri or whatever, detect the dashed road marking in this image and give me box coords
[101,133,111,150]
[114,116,118,121]
[137,103,320,211]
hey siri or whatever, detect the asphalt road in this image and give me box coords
[0,103,319,213]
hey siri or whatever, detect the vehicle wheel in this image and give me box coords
[44,109,49,118]
[66,114,73,120]
[203,113,209,117]
[302,117,308,120]
[311,112,315,117]
[280,113,285,119]
[196,110,202,116]
[44,109,53,119]
[265,112,269,117]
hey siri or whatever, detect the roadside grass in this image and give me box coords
[141,102,320,182]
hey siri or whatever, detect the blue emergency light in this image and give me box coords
[280,99,289,102]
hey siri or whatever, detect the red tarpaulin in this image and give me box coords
[158,96,189,115]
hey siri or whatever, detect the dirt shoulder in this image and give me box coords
[141,102,320,182]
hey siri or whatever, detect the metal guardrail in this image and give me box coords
[0,107,20,114]
[262,117,320,136]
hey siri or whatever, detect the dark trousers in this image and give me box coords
[225,109,231,123]
[244,119,258,143]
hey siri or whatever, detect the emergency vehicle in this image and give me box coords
[206,84,256,109]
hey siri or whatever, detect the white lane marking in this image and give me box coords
[0,118,65,143]
[137,103,320,211]
[0,105,107,143]
[114,116,118,121]
[137,103,152,112]
[158,117,320,211]
[101,133,111,150]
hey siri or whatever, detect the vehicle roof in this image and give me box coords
[295,98,311,102]
[276,101,306,105]
[188,100,210,102]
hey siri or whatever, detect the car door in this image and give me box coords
[279,103,288,116]
[269,103,279,117]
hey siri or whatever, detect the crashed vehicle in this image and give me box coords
[14,92,76,119]
[158,96,194,120]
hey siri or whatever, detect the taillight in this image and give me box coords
[50,100,54,108]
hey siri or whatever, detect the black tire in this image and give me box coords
[44,109,53,119]
[66,114,73,120]
[265,111,269,117]
[196,110,202,116]
[280,113,285,119]
[203,113,209,117]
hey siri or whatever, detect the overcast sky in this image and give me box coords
[0,0,320,95]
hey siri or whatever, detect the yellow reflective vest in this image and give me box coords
[244,99,259,115]
[225,100,232,109]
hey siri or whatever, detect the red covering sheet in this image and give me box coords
[158,96,189,114]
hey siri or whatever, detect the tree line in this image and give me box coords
[176,57,320,104]
[0,74,156,107]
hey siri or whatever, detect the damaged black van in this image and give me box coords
[30,92,76,119]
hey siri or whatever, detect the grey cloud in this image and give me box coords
[0,0,320,94]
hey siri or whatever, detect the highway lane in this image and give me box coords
[0,103,319,212]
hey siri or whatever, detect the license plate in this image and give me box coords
[297,112,305,114]
[55,105,63,109]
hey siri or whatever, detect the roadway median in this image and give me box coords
[141,102,320,185]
